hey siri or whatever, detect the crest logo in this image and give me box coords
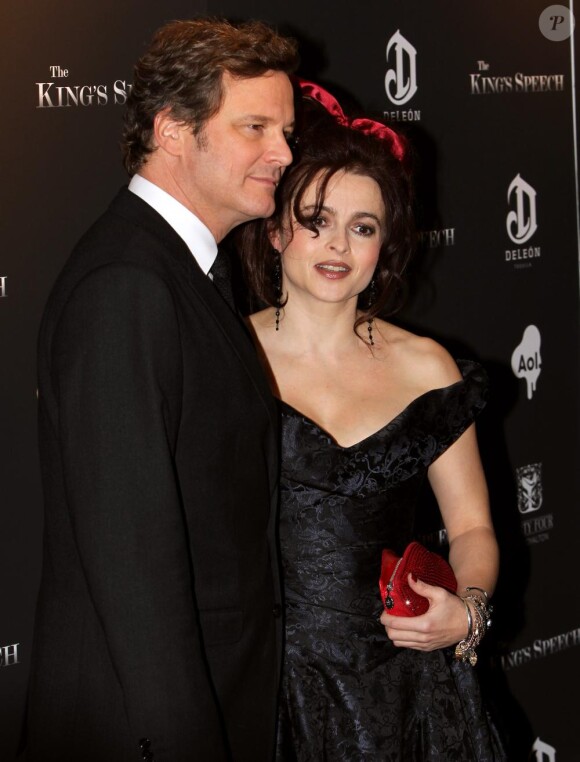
[516,463,543,514]
[511,325,542,399]
[385,31,418,105]
[507,174,538,244]
[531,737,556,761]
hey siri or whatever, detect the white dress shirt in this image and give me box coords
[128,174,218,275]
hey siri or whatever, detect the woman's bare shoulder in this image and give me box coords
[377,320,462,390]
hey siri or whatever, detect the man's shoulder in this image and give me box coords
[64,187,191,278]
[77,187,168,255]
[41,188,190,316]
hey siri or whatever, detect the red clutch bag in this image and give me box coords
[379,541,458,616]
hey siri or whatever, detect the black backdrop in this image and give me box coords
[1,1,578,759]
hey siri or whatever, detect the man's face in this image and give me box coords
[177,70,295,241]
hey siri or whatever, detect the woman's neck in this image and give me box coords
[274,296,367,357]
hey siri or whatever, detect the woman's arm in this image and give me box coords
[431,423,499,598]
[380,419,499,651]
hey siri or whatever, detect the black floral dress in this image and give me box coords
[276,360,505,761]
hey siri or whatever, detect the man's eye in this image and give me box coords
[286,134,299,150]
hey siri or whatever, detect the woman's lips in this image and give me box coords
[315,261,351,279]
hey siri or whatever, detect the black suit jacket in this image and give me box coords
[24,188,282,761]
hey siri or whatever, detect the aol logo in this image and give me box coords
[511,325,542,400]
[532,737,556,761]
[506,174,538,244]
[385,31,417,105]
[516,463,543,514]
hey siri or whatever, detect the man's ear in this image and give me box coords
[153,108,187,156]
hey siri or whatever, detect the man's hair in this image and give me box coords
[121,17,299,175]
[238,99,416,338]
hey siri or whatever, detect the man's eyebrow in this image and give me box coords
[240,114,295,130]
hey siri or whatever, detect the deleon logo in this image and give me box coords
[511,325,542,400]
[516,463,543,514]
[506,174,538,244]
[385,31,417,105]
[531,737,556,761]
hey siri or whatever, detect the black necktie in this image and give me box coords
[209,248,235,310]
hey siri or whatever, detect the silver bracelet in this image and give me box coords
[455,594,492,666]
[460,596,473,640]
[465,586,489,603]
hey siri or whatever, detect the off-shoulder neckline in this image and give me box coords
[278,359,482,451]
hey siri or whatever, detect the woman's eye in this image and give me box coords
[300,214,326,229]
[354,224,375,237]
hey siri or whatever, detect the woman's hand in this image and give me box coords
[379,574,468,651]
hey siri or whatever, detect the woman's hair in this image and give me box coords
[238,97,416,339]
[121,17,299,175]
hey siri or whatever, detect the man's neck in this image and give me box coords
[139,164,229,243]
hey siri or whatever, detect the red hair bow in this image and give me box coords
[296,78,405,162]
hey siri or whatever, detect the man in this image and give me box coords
[23,18,297,761]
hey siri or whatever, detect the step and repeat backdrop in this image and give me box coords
[1,0,578,759]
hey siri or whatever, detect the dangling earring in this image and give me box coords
[273,250,282,331]
[367,277,377,346]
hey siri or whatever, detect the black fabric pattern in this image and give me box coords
[276,360,506,761]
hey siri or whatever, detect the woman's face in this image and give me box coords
[271,170,386,309]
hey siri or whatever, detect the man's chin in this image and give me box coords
[243,198,276,222]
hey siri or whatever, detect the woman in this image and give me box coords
[239,81,505,761]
